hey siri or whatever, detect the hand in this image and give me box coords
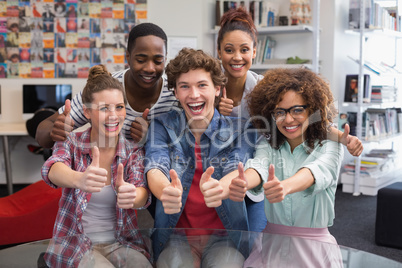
[340,124,363,157]
[78,146,107,192]
[218,87,234,116]
[160,169,183,214]
[116,163,137,209]
[263,164,286,203]
[229,162,248,202]
[200,166,223,207]
[130,108,150,143]
[50,99,74,142]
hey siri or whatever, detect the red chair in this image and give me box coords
[0,180,61,246]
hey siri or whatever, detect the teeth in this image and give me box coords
[285,126,298,130]
[231,64,243,68]
[188,102,204,107]
[105,123,118,127]
[143,76,153,80]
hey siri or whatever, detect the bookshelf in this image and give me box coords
[341,0,402,196]
[212,0,321,73]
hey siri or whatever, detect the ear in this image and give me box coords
[125,50,130,64]
[215,85,221,97]
[217,48,222,60]
[173,88,178,99]
[83,105,91,120]
[252,46,256,59]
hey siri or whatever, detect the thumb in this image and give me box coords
[169,169,181,188]
[341,124,350,143]
[268,164,275,181]
[63,99,71,116]
[142,108,150,120]
[200,166,215,185]
[91,146,100,168]
[222,87,227,99]
[115,163,125,188]
[238,162,246,181]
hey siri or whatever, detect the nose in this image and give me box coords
[143,60,156,73]
[283,111,294,123]
[233,50,242,61]
[189,86,200,98]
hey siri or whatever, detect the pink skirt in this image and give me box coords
[243,223,344,268]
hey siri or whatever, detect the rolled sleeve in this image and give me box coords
[301,141,344,195]
[245,137,272,196]
[41,140,73,189]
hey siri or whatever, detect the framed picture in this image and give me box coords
[344,74,371,103]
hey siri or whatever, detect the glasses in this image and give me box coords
[271,105,308,121]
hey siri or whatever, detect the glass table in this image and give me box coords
[0,228,400,268]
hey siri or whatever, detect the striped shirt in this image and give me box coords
[41,128,151,267]
[60,69,179,140]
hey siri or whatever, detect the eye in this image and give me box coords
[274,110,285,117]
[292,107,305,114]
[116,105,125,111]
[224,48,233,53]
[241,47,250,53]
[99,106,108,112]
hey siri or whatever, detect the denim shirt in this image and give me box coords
[144,108,258,260]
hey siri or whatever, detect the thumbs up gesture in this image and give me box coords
[160,169,183,214]
[340,124,363,157]
[115,163,137,209]
[229,162,248,202]
[218,87,234,116]
[79,146,107,192]
[131,108,150,143]
[200,166,223,207]
[263,164,285,203]
[51,99,74,142]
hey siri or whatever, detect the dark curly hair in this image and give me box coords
[82,64,126,105]
[217,7,257,51]
[247,68,337,150]
[165,47,227,91]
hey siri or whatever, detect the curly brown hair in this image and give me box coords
[247,68,337,150]
[82,64,126,105]
[165,48,227,91]
[217,7,257,51]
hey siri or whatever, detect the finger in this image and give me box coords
[169,169,181,189]
[115,163,125,189]
[341,124,350,143]
[91,146,100,168]
[222,87,227,99]
[268,164,275,181]
[238,162,245,181]
[63,99,71,116]
[200,166,214,186]
[142,108,150,120]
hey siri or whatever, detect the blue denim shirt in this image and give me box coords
[144,108,258,260]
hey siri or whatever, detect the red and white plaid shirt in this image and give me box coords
[41,127,151,267]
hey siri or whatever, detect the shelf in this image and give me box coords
[211,24,314,35]
[342,102,400,109]
[345,28,402,39]
[251,63,313,70]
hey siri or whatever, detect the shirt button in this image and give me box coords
[190,166,194,169]
[184,187,188,191]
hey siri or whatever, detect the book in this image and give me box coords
[349,0,373,29]
[344,74,371,103]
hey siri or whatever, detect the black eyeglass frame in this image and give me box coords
[271,105,308,121]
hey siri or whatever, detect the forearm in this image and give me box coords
[36,117,56,148]
[48,162,81,188]
[146,169,170,200]
[133,187,149,209]
[328,126,344,145]
[220,168,262,199]
[282,168,315,195]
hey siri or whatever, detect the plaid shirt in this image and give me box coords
[41,127,151,267]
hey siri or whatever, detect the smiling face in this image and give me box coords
[218,30,256,80]
[274,90,309,150]
[125,35,166,92]
[84,89,126,145]
[174,68,220,130]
